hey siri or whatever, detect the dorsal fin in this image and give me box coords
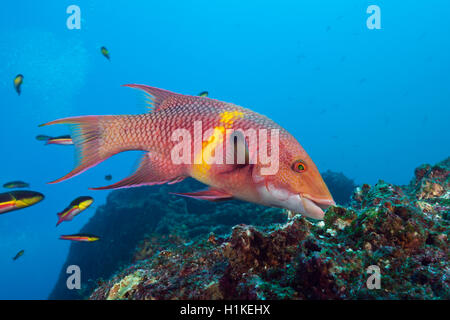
[122,84,181,112]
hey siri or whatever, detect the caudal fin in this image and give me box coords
[40,115,116,184]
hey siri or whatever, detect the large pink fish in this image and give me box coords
[41,84,335,219]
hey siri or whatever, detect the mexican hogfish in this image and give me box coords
[41,84,335,219]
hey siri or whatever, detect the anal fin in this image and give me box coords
[90,153,185,190]
[170,188,233,202]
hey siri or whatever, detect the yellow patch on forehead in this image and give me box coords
[219,110,244,126]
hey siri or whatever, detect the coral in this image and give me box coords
[410,157,449,201]
[106,270,145,300]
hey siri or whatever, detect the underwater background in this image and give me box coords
[0,1,449,299]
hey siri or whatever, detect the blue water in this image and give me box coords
[0,1,448,299]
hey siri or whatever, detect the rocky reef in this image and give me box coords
[49,161,449,300]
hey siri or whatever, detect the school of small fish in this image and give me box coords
[5,47,117,256]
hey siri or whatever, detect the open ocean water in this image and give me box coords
[0,1,449,300]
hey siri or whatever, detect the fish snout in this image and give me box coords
[296,170,335,219]
[301,194,336,220]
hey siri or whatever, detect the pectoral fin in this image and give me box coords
[170,188,233,202]
[90,152,186,190]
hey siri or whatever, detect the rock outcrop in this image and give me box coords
[86,158,449,300]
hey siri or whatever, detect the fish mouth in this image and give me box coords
[301,194,336,220]
[257,183,335,220]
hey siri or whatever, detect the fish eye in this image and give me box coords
[292,160,307,173]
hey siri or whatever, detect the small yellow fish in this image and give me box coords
[36,135,52,142]
[56,196,94,226]
[13,74,24,95]
[60,234,100,242]
[13,249,24,261]
[46,135,74,145]
[198,91,208,97]
[0,190,44,214]
[3,181,30,189]
[100,46,110,60]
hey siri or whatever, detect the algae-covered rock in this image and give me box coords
[106,270,145,300]
[50,159,449,300]
[88,158,449,300]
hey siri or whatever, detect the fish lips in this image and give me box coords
[278,193,335,220]
[259,183,335,220]
[300,194,336,220]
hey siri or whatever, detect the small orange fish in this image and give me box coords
[41,84,334,219]
[60,234,100,242]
